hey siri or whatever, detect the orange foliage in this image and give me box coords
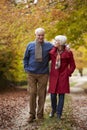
[51,9,68,20]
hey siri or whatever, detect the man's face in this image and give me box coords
[35,32,44,43]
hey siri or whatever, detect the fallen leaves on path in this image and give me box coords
[0,87,87,130]
[71,93,87,130]
[0,90,29,130]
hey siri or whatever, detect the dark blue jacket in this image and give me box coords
[23,41,53,74]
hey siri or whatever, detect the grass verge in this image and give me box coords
[38,95,76,130]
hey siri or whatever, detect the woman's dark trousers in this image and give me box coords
[51,93,65,118]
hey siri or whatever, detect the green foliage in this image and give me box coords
[0,2,29,86]
[47,1,87,48]
[73,46,87,69]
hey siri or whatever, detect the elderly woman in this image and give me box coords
[48,35,76,119]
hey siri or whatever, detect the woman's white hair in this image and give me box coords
[35,28,45,34]
[55,35,67,45]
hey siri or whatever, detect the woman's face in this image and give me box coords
[54,40,61,48]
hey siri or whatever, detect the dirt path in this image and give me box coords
[0,76,87,130]
[0,90,29,130]
[70,76,87,130]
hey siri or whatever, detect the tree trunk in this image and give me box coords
[78,68,83,77]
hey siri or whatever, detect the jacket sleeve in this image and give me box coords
[23,44,30,72]
[68,51,76,76]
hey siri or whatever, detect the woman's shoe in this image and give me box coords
[57,115,61,120]
[49,111,56,118]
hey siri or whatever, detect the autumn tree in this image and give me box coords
[0,0,87,89]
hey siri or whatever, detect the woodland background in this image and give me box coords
[0,0,87,90]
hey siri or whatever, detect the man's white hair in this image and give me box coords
[55,35,67,45]
[35,28,45,34]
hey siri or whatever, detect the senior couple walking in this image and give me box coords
[23,27,76,123]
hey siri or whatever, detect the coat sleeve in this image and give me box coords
[49,47,57,54]
[49,47,57,61]
[68,51,76,76]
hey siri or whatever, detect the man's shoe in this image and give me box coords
[37,115,44,120]
[28,116,35,123]
[49,111,56,118]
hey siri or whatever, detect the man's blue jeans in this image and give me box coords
[50,93,65,117]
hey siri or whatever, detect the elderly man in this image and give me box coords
[23,28,53,123]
